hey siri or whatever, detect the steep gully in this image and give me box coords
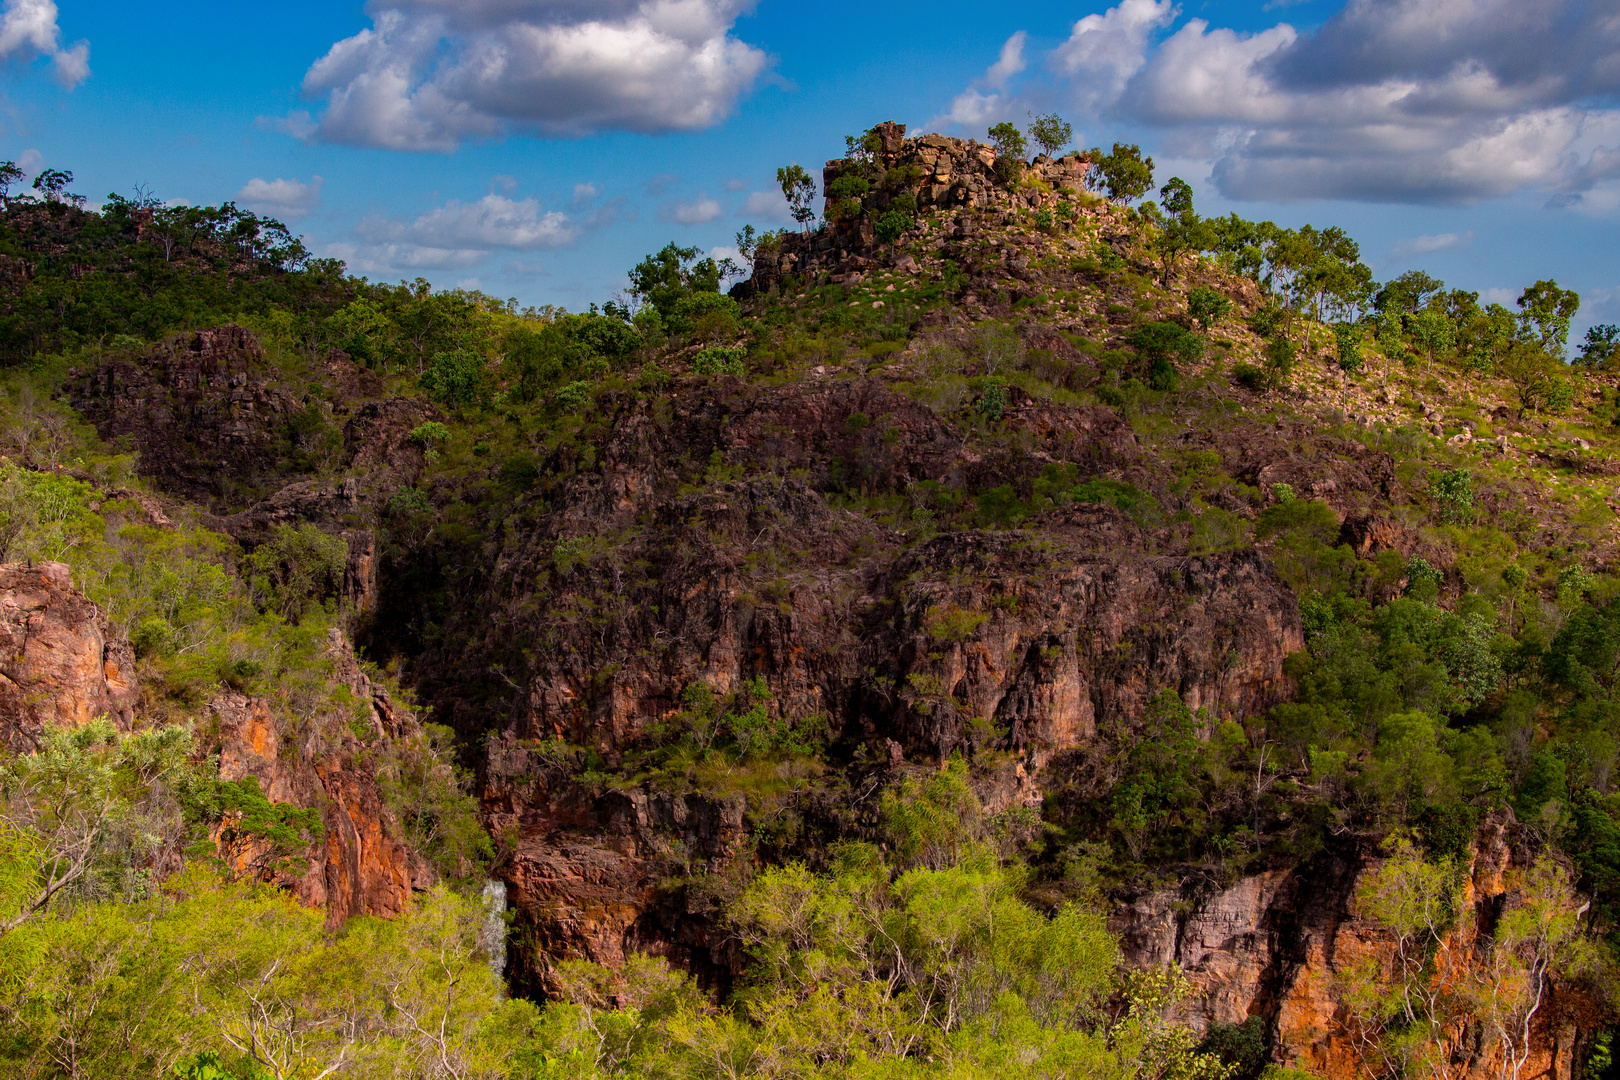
[0,321,1593,1076]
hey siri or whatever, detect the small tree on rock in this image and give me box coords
[1026,113,1073,157]
[776,165,817,235]
[987,122,1028,184]
[1085,143,1154,205]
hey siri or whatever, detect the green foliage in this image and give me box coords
[419,350,487,412]
[977,380,1008,421]
[925,604,990,644]
[691,345,745,376]
[1334,321,1364,376]
[1188,287,1232,332]
[1428,469,1475,525]
[988,122,1029,183]
[407,421,451,447]
[246,523,348,623]
[874,208,913,246]
[213,775,325,878]
[1085,143,1154,204]
[1577,324,1619,366]
[1263,334,1296,388]
[666,291,739,338]
[1109,690,1209,861]
[628,243,724,320]
[1127,321,1204,389]
[376,724,491,885]
[1027,112,1074,157]
[776,165,818,232]
[1518,279,1581,356]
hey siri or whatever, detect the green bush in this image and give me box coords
[552,381,593,412]
[246,524,348,623]
[418,350,485,411]
[692,346,746,376]
[1429,469,1475,524]
[407,421,451,447]
[668,292,740,336]
[874,209,913,246]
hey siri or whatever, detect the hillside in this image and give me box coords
[1,122,1619,1080]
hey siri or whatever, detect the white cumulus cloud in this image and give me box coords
[292,0,771,151]
[1052,0,1177,112]
[926,31,1033,133]
[330,192,581,274]
[236,176,325,219]
[1388,231,1475,259]
[0,0,88,88]
[664,193,724,225]
[933,0,1620,206]
[740,188,791,223]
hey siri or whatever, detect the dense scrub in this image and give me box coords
[2,125,1620,1079]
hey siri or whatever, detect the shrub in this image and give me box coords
[668,292,740,336]
[1187,286,1232,332]
[552,381,593,412]
[418,350,485,411]
[977,380,1008,420]
[1404,556,1444,602]
[1429,469,1474,524]
[925,604,990,644]
[407,421,451,447]
[1232,362,1266,390]
[1264,335,1296,388]
[874,209,913,246]
[692,346,746,376]
[246,524,348,623]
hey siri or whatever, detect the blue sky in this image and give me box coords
[2,0,1617,339]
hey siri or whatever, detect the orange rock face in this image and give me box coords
[213,630,433,926]
[0,561,135,747]
[1115,814,1599,1080]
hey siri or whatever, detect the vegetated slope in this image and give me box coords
[1,123,1618,1080]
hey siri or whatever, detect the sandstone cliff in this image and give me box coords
[1116,814,1599,1080]
[0,561,135,749]
[0,561,431,924]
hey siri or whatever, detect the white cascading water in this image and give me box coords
[480,879,508,986]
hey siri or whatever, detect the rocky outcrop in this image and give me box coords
[65,325,306,507]
[213,629,433,925]
[1115,814,1598,1080]
[870,510,1302,761]
[745,122,1094,295]
[483,736,749,996]
[0,561,135,748]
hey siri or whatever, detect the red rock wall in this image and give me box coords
[0,561,135,748]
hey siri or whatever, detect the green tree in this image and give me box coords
[1335,321,1364,377]
[1517,279,1581,356]
[628,242,723,320]
[0,160,25,201]
[1027,113,1074,157]
[419,349,487,412]
[246,524,348,623]
[776,165,818,234]
[988,122,1029,183]
[1577,323,1619,367]
[1409,308,1454,370]
[1188,287,1232,332]
[1086,143,1154,205]
[1375,270,1445,317]
[1145,177,1216,284]
[1127,321,1204,390]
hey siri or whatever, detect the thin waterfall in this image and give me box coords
[479,879,508,986]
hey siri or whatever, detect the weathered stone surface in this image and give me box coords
[872,516,1302,760]
[213,629,432,925]
[0,561,135,748]
[483,736,749,995]
[1114,814,1595,1080]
